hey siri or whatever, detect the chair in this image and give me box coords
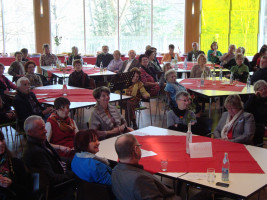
[36,73,53,86]
[88,78,96,89]
[161,91,171,127]
[137,98,153,126]
[0,121,16,143]
[76,178,115,200]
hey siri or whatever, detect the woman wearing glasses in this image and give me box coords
[167,91,196,132]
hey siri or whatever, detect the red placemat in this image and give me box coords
[180,79,246,92]
[178,63,220,70]
[135,136,264,174]
[33,89,96,102]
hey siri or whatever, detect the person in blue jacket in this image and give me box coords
[71,130,112,185]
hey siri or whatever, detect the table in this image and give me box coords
[33,84,130,109]
[177,78,254,118]
[96,126,267,199]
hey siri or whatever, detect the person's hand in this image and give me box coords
[42,107,54,115]
[143,94,150,99]
[126,127,134,132]
[59,145,72,153]
[255,91,262,97]
[6,112,14,119]
[0,175,12,188]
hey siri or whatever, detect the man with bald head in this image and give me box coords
[187,42,204,61]
[251,55,267,84]
[23,115,75,199]
[119,50,140,73]
[112,134,180,200]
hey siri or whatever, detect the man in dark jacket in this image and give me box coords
[251,55,267,84]
[95,45,114,68]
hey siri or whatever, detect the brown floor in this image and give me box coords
[2,98,267,200]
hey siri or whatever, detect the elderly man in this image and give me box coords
[22,115,75,200]
[40,44,58,66]
[112,134,181,200]
[119,50,140,73]
[219,44,236,66]
[8,51,25,82]
[251,55,267,84]
[13,77,53,130]
[187,42,204,61]
[95,45,114,68]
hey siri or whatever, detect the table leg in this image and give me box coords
[209,98,212,118]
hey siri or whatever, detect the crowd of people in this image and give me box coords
[0,41,266,200]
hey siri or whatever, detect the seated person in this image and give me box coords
[71,130,111,185]
[214,94,255,144]
[67,46,82,65]
[107,50,123,72]
[187,42,205,61]
[21,48,29,62]
[8,51,25,82]
[190,54,211,78]
[119,50,140,73]
[255,47,267,70]
[251,45,267,70]
[229,53,249,83]
[207,41,222,64]
[22,116,75,199]
[150,47,161,67]
[0,63,17,96]
[112,134,181,200]
[13,77,53,130]
[40,43,58,66]
[245,80,267,147]
[159,62,172,88]
[24,61,43,87]
[251,55,267,84]
[219,44,236,66]
[124,68,150,129]
[0,96,16,125]
[95,45,114,68]
[46,97,78,157]
[164,69,186,108]
[145,49,162,73]
[139,54,160,96]
[68,59,89,88]
[89,86,133,140]
[223,47,251,71]
[167,91,197,133]
[0,130,31,200]
[161,44,182,63]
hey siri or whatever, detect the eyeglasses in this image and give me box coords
[177,99,190,103]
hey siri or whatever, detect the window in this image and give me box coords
[50,0,185,55]
[1,0,35,54]
[201,0,259,56]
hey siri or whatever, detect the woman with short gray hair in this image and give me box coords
[245,80,267,146]
[214,94,255,144]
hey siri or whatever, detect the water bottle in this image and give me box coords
[247,75,251,92]
[219,68,223,81]
[200,72,205,86]
[186,122,192,154]
[229,72,234,85]
[100,61,104,73]
[192,53,196,63]
[222,152,230,181]
[183,58,187,70]
[62,77,68,96]
[212,71,216,85]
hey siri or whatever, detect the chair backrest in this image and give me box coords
[88,78,96,89]
[76,179,115,200]
[36,73,52,86]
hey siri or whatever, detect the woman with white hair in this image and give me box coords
[245,80,267,146]
[214,94,255,144]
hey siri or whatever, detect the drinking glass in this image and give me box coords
[161,159,168,172]
[207,168,215,183]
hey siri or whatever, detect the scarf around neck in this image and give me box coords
[49,112,75,132]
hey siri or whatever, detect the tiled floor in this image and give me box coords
[2,98,267,200]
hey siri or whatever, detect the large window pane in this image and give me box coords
[85,0,118,55]
[0,2,3,53]
[50,0,84,54]
[3,0,35,53]
[119,0,150,54]
[153,0,185,55]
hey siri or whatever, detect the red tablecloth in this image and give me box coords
[136,136,264,174]
[180,79,246,92]
[47,67,100,77]
[178,63,221,70]
[33,88,96,102]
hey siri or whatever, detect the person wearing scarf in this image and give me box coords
[89,86,133,140]
[190,54,211,78]
[214,95,255,144]
[71,130,112,185]
[0,131,31,200]
[46,97,78,157]
[24,61,43,87]
[167,91,197,133]
[139,54,160,96]
[68,59,89,88]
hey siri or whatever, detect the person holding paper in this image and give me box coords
[214,94,255,144]
[167,91,196,132]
